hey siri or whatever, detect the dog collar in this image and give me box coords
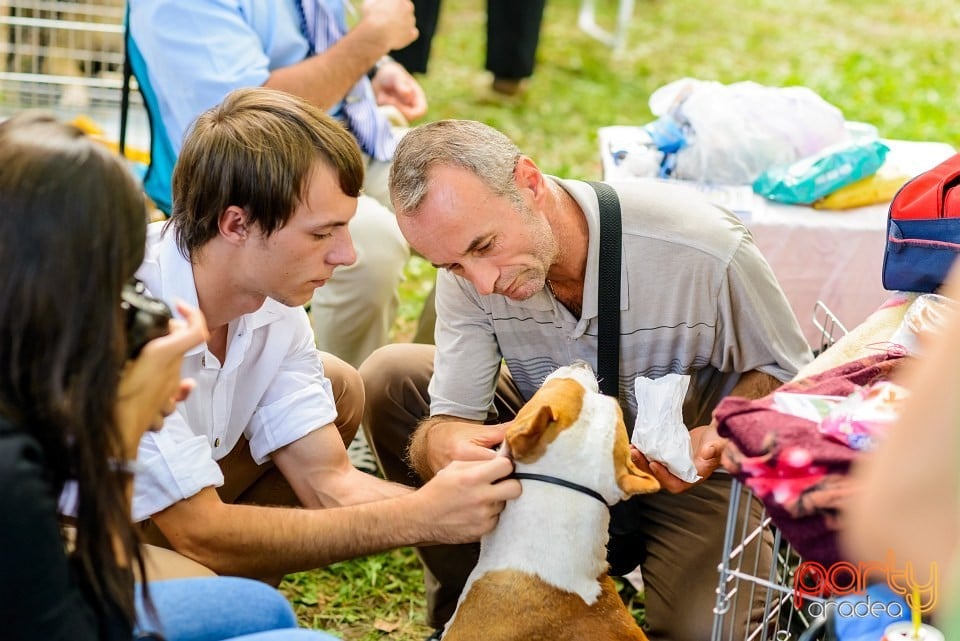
[508,472,608,505]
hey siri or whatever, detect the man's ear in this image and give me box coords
[218,205,250,244]
[513,155,547,203]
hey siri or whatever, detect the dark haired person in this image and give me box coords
[132,88,519,583]
[0,112,340,640]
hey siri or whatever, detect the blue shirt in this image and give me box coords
[130,0,314,154]
[128,0,346,212]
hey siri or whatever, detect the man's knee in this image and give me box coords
[351,195,409,291]
[359,343,434,484]
[362,155,395,210]
[360,343,433,419]
[140,543,217,581]
[320,352,364,446]
[311,196,408,310]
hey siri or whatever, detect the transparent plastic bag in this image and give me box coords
[649,78,851,185]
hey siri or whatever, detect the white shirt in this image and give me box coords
[131,222,338,521]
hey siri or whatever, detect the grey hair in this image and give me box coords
[389,119,522,216]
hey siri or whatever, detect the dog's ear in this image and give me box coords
[507,378,584,461]
[613,406,660,496]
[618,459,660,496]
[507,404,556,460]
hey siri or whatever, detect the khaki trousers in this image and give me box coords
[309,192,409,369]
[360,343,772,640]
[139,353,365,571]
[309,134,436,368]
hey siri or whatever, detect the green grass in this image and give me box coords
[285,0,960,638]
[284,549,429,640]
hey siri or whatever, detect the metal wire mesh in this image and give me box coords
[712,303,849,640]
[812,300,849,356]
[712,479,827,641]
[0,1,148,148]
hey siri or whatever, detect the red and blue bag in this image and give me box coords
[882,153,960,293]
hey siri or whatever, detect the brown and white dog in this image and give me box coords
[442,362,660,641]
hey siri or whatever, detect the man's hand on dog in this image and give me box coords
[410,417,507,480]
[630,422,728,493]
[415,457,521,544]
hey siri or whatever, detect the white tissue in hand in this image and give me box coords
[631,374,701,483]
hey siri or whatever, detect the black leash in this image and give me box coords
[508,472,608,505]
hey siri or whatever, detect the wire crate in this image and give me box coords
[712,301,849,640]
[0,0,148,149]
[812,300,849,356]
[711,478,828,641]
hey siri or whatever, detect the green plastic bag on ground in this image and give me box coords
[752,140,890,205]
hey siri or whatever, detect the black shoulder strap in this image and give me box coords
[586,181,622,402]
[118,6,133,157]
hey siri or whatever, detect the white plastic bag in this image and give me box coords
[889,294,956,356]
[649,78,851,185]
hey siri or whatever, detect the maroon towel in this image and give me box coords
[715,351,905,566]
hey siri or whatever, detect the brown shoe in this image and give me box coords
[492,76,523,95]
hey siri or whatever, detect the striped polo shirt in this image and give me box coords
[428,177,813,430]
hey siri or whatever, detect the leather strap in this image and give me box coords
[587,181,622,404]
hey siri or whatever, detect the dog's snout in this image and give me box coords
[543,361,600,393]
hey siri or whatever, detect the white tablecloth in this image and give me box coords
[598,127,956,347]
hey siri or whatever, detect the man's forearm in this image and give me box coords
[264,24,387,110]
[297,467,412,509]
[407,415,449,481]
[154,490,432,580]
[729,369,783,401]
[272,427,414,510]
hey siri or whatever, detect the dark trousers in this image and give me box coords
[392,0,547,79]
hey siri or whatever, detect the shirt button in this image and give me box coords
[214,438,221,448]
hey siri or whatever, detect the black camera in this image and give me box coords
[121,278,172,360]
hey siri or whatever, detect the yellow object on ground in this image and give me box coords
[70,115,151,165]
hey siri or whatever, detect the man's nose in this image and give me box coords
[464,262,497,296]
[330,231,357,267]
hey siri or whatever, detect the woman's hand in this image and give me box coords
[116,301,208,458]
